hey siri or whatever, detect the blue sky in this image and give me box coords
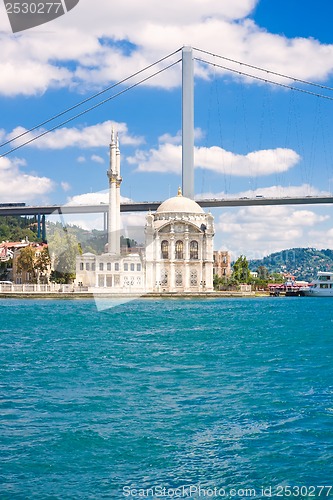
[1,0,333,259]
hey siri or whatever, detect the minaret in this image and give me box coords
[107,128,119,254]
[115,134,122,255]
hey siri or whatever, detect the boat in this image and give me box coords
[299,271,333,297]
[284,281,302,296]
[269,281,304,297]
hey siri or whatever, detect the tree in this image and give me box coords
[0,260,11,281]
[232,255,250,284]
[213,274,222,289]
[35,247,51,283]
[120,236,138,249]
[257,265,269,280]
[17,246,36,283]
[0,216,39,243]
[48,228,82,284]
[270,272,284,284]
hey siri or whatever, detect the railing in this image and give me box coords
[0,283,89,293]
[216,284,252,292]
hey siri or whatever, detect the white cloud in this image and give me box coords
[307,227,333,250]
[61,181,71,192]
[67,190,132,205]
[159,128,204,145]
[205,184,332,258]
[158,132,182,146]
[197,184,329,200]
[77,156,86,163]
[0,57,72,96]
[195,146,300,176]
[1,1,333,95]
[91,154,105,164]
[51,191,146,239]
[0,157,54,202]
[63,186,147,240]
[215,203,330,259]
[129,144,182,174]
[130,142,300,176]
[6,121,144,150]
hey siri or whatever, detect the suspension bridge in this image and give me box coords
[1,46,333,227]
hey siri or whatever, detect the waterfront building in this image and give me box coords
[1,240,29,263]
[213,250,231,280]
[75,132,215,293]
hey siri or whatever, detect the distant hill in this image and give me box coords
[0,217,139,255]
[0,215,39,243]
[46,222,140,255]
[249,247,333,282]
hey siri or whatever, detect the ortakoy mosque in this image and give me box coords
[75,132,215,293]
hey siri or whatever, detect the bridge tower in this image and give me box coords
[182,46,194,200]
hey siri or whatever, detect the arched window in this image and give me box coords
[190,240,198,260]
[161,240,169,259]
[175,240,183,259]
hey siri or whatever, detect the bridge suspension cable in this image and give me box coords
[194,57,333,102]
[193,47,333,93]
[2,45,333,160]
[0,49,182,157]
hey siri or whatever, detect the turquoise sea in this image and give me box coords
[0,297,333,499]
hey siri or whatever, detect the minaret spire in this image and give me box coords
[110,127,117,174]
[116,133,120,176]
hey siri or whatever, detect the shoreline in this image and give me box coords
[0,291,270,300]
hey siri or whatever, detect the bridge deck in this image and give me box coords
[0,196,332,216]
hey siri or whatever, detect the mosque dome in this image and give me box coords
[156,188,204,214]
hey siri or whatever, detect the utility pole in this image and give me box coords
[182,46,194,199]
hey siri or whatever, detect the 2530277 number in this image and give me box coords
[5,3,62,14]
[276,485,332,497]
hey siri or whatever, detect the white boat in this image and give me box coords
[300,271,333,297]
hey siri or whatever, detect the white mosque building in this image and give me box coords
[75,131,215,294]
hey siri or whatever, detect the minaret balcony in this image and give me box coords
[107,171,118,182]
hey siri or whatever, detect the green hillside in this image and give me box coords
[249,248,333,282]
[0,216,39,243]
